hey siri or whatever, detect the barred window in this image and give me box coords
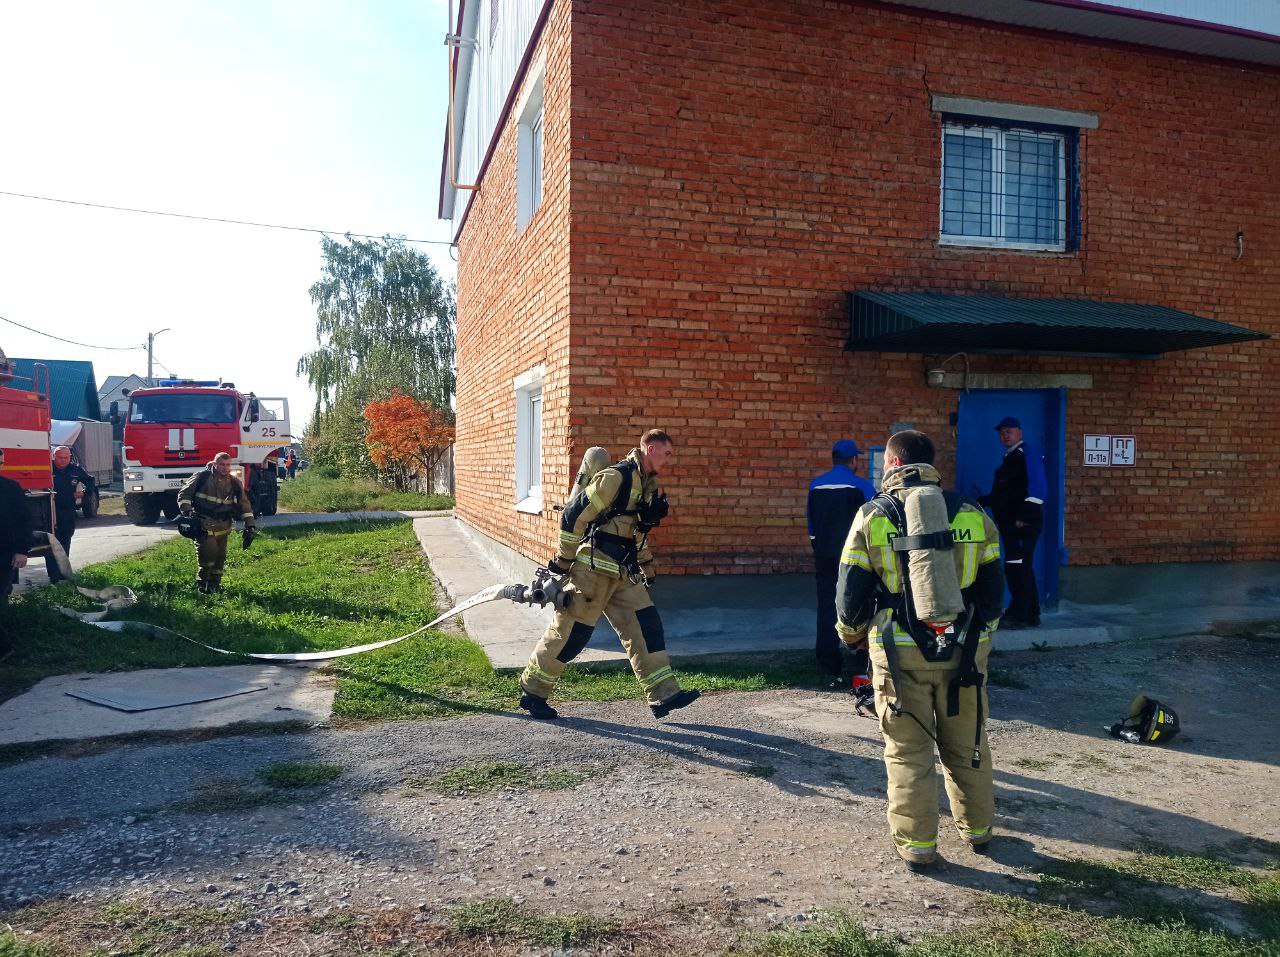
[941,120,1074,251]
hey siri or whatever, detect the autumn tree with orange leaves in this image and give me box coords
[364,392,455,492]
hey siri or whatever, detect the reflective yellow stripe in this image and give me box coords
[840,547,871,570]
[981,543,1001,564]
[870,628,991,646]
[588,485,610,512]
[576,552,620,575]
[960,542,978,588]
[896,838,937,849]
[640,666,674,689]
[962,826,991,838]
[194,492,237,504]
[524,658,558,685]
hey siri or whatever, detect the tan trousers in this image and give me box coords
[875,665,993,858]
[195,519,233,588]
[520,564,681,706]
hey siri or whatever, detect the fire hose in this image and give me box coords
[56,567,573,664]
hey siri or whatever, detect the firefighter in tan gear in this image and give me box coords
[519,430,701,721]
[177,452,256,594]
[836,430,1004,870]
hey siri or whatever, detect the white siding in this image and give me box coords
[443,0,545,234]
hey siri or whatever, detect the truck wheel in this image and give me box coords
[124,493,162,526]
[161,495,180,521]
[81,489,100,519]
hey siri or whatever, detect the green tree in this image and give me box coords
[298,235,456,474]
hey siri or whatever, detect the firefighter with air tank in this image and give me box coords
[176,451,257,594]
[836,429,1004,870]
[518,430,701,721]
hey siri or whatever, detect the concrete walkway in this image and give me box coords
[416,517,1280,668]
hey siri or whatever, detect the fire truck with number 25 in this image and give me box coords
[111,380,290,526]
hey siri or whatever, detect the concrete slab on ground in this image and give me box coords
[0,666,335,746]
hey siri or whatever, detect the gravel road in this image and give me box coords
[2,633,1277,950]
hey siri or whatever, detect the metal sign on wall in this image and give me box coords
[1084,434,1136,467]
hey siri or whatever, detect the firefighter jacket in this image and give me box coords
[985,441,1047,529]
[178,468,254,525]
[556,447,659,579]
[835,463,1004,673]
[807,463,875,558]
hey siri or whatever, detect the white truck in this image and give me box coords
[51,418,114,517]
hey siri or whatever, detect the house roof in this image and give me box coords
[845,291,1269,357]
[10,358,103,420]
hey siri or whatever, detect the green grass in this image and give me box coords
[413,760,595,795]
[256,760,344,788]
[278,471,453,513]
[1,520,829,724]
[450,898,620,948]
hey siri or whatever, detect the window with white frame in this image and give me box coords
[940,120,1074,251]
[514,367,544,510]
[516,66,545,232]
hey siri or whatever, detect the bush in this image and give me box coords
[313,465,342,480]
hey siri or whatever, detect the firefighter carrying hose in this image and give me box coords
[518,430,700,721]
[177,451,257,594]
[836,430,1004,870]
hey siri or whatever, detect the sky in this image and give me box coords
[0,0,458,436]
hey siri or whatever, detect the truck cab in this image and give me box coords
[118,381,289,525]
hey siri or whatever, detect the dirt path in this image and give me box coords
[2,633,1277,952]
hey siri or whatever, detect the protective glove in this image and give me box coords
[180,504,194,518]
[546,557,571,577]
[242,525,258,550]
[636,493,669,531]
[638,560,656,589]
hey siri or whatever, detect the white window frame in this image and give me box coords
[515,61,546,232]
[939,122,1068,253]
[514,366,545,513]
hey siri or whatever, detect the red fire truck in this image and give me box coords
[112,380,290,525]
[0,351,54,538]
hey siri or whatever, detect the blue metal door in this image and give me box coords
[954,389,1065,607]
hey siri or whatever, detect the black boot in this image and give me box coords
[651,688,701,720]
[519,691,559,720]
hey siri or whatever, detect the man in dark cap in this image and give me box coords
[983,417,1047,628]
[807,439,875,680]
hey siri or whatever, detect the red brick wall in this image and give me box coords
[455,0,1280,573]
[567,0,1280,573]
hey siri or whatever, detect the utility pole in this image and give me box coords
[146,328,170,382]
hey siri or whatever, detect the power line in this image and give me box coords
[0,190,455,246]
[0,313,144,352]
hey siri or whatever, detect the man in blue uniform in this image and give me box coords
[807,439,875,679]
[984,417,1047,628]
[47,445,96,584]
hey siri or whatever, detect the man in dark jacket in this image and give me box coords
[807,439,875,680]
[0,448,33,657]
[47,445,95,584]
[984,417,1048,628]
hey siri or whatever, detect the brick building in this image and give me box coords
[440,0,1279,632]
